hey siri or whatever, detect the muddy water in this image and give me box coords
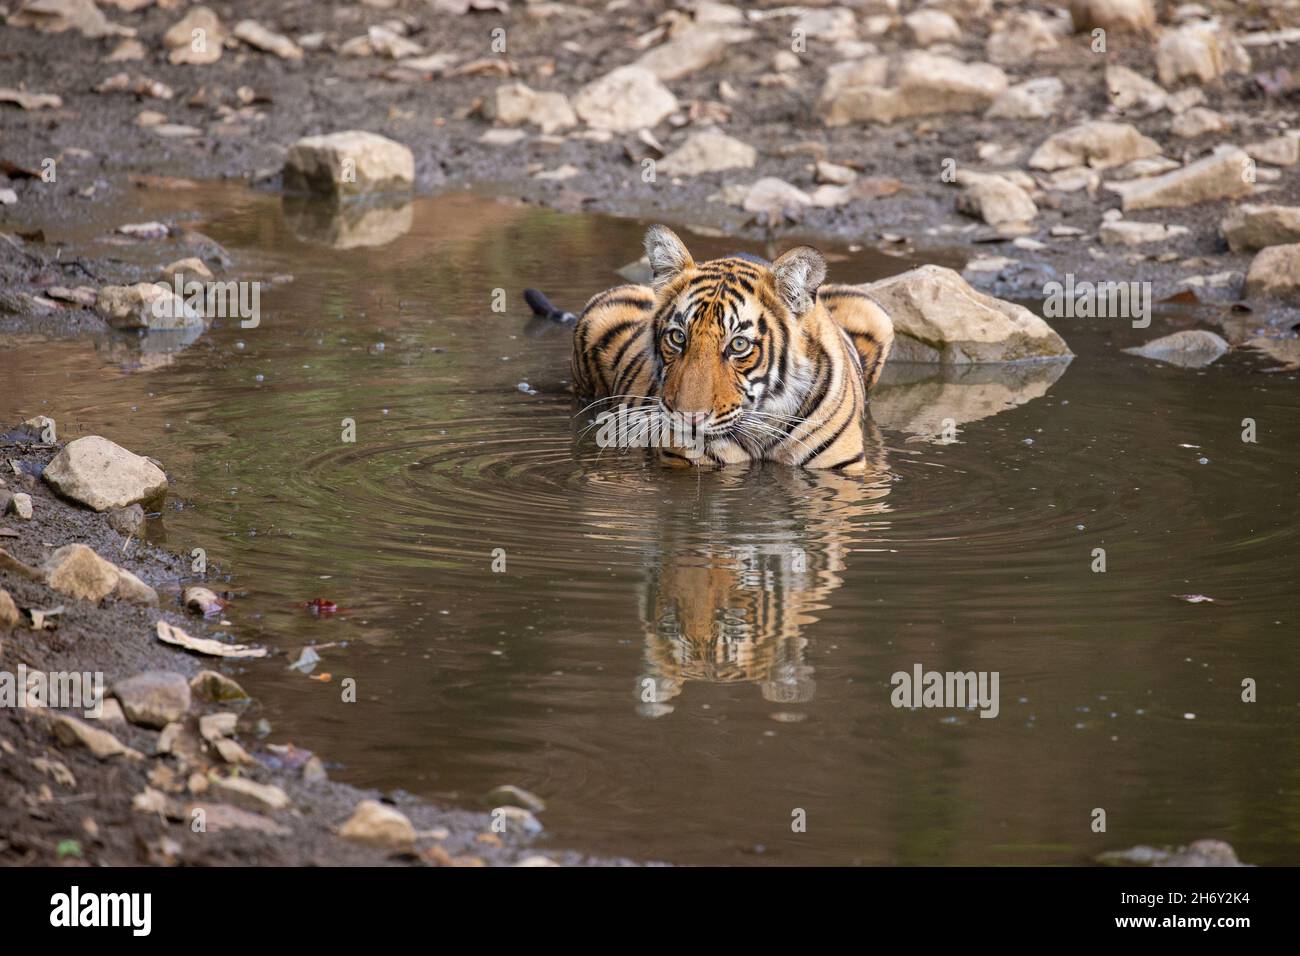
[3,184,1299,865]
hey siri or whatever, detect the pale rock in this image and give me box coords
[1068,0,1155,33]
[339,799,416,849]
[54,715,140,760]
[1099,220,1190,245]
[284,131,414,197]
[956,174,1037,225]
[43,543,157,604]
[1030,122,1160,171]
[8,0,134,39]
[1221,205,1300,252]
[367,25,421,59]
[793,7,858,42]
[485,784,546,813]
[492,805,544,837]
[113,671,191,728]
[0,588,19,629]
[232,20,302,60]
[8,493,32,520]
[43,435,168,511]
[479,128,525,146]
[114,567,158,605]
[1170,107,1228,138]
[634,27,752,82]
[860,265,1072,363]
[1104,64,1166,115]
[486,82,577,134]
[161,257,213,284]
[209,776,291,813]
[1110,156,1181,179]
[659,130,756,176]
[1124,330,1230,368]
[95,282,203,331]
[987,11,1059,65]
[816,161,857,185]
[821,52,1007,125]
[163,6,224,65]
[1165,87,1205,114]
[1245,135,1300,167]
[905,10,960,47]
[741,177,812,218]
[986,77,1063,120]
[1107,146,1253,211]
[1156,21,1250,86]
[817,57,889,125]
[1244,243,1300,301]
[574,66,677,133]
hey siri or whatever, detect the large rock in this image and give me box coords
[573,66,677,133]
[43,544,158,605]
[283,131,414,197]
[820,52,1006,125]
[1068,0,1154,32]
[861,265,1071,364]
[338,799,416,849]
[113,671,191,728]
[1244,244,1300,301]
[1029,121,1160,171]
[956,174,1037,225]
[43,436,167,511]
[659,130,756,177]
[1107,146,1254,211]
[484,82,576,134]
[1123,330,1229,368]
[987,77,1063,120]
[96,282,204,331]
[634,27,751,81]
[1220,205,1300,252]
[1156,22,1250,86]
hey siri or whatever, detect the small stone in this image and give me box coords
[742,177,812,219]
[634,26,752,82]
[1123,330,1229,368]
[338,799,416,849]
[232,20,302,60]
[44,436,167,511]
[190,670,249,702]
[183,585,223,615]
[1221,204,1300,252]
[1107,146,1254,211]
[1170,107,1229,138]
[113,567,158,606]
[114,671,191,729]
[1029,121,1161,171]
[1099,220,1190,245]
[485,784,546,813]
[284,131,415,198]
[0,588,18,629]
[95,283,204,332]
[1068,0,1155,33]
[658,130,756,177]
[1104,64,1166,115]
[987,77,1063,120]
[1156,21,1251,86]
[208,775,291,813]
[106,503,145,536]
[956,174,1037,226]
[53,715,140,761]
[1245,135,1300,167]
[161,257,213,284]
[7,493,32,520]
[905,10,961,46]
[1244,243,1300,301]
[491,805,543,837]
[573,66,677,133]
[987,11,1059,65]
[164,6,224,65]
[43,544,121,602]
[198,712,237,741]
[485,82,576,134]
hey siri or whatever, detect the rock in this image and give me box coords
[113,671,191,728]
[1098,839,1245,867]
[0,86,62,109]
[106,503,144,536]
[820,52,1007,125]
[987,77,1063,120]
[105,38,145,62]
[659,130,756,177]
[161,257,213,284]
[338,799,416,849]
[232,20,302,60]
[742,177,812,219]
[1244,243,1300,301]
[8,0,134,39]
[17,414,56,442]
[1123,330,1229,368]
[1107,147,1253,211]
[905,10,960,46]
[485,784,546,813]
[183,585,224,615]
[0,588,18,628]
[1029,121,1160,171]
[816,161,857,185]
[114,567,158,605]
[956,174,1037,225]
[1068,0,1154,33]
[792,6,859,42]
[284,131,415,198]
[198,712,237,742]
[44,436,167,511]
[986,11,1059,65]
[1170,107,1229,138]
[208,776,291,813]
[43,544,122,602]
[95,282,203,331]
[1156,21,1250,86]
[7,493,32,520]
[1105,64,1166,114]
[1099,220,1189,245]
[861,265,1071,363]
[1221,205,1300,253]
[484,82,576,134]
[817,57,889,125]
[163,6,224,65]
[366,25,421,59]
[190,670,249,702]
[53,715,140,760]
[188,802,290,835]
[0,548,42,582]
[1245,134,1300,167]
[491,805,543,837]
[634,27,751,81]
[573,66,677,133]
[1165,87,1205,114]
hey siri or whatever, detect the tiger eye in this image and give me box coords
[665,328,687,349]
[729,336,753,356]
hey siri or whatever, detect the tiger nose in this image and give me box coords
[676,410,710,425]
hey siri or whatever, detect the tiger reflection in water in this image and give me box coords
[632,417,892,715]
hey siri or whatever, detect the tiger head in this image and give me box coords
[643,225,826,445]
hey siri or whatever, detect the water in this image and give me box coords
[4,183,1299,865]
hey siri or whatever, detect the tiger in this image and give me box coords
[523,225,894,473]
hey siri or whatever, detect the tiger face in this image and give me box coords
[645,226,827,452]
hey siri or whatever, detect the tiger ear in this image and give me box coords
[771,246,826,317]
[644,225,694,290]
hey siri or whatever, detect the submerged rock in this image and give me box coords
[861,265,1072,363]
[43,435,167,511]
[1123,330,1229,368]
[96,282,204,331]
[284,131,415,198]
[485,784,546,813]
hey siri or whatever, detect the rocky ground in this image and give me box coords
[1,0,1297,866]
[0,425,634,866]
